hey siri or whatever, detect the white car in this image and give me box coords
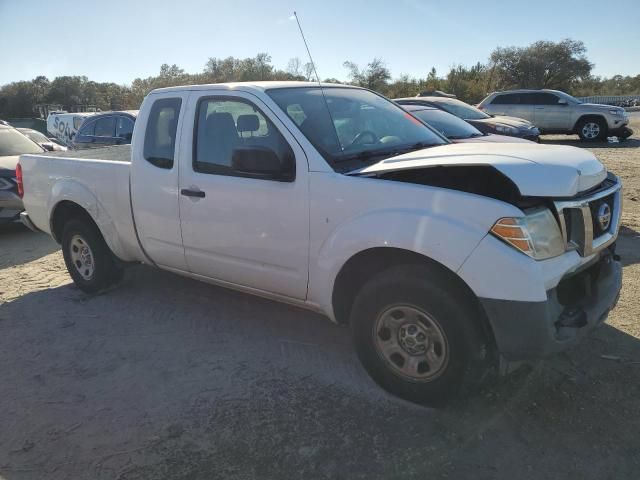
[18,82,622,406]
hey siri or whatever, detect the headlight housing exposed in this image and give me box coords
[491,208,565,260]
[495,125,517,135]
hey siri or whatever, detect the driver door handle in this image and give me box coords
[181,188,206,198]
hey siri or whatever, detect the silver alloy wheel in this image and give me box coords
[69,234,95,280]
[373,304,449,382]
[582,122,601,139]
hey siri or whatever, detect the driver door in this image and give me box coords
[178,91,310,300]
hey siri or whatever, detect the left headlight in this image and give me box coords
[491,208,565,260]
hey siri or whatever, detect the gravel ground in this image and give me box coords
[1,121,640,480]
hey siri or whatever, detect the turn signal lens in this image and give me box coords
[491,218,534,255]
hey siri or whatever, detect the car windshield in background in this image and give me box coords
[0,128,43,156]
[411,109,483,139]
[436,99,490,120]
[267,87,447,166]
[21,129,50,144]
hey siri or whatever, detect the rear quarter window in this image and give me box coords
[143,97,182,169]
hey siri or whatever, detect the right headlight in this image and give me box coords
[491,208,565,260]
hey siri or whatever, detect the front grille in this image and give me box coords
[554,175,621,257]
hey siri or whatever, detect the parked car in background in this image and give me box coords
[402,104,532,144]
[72,111,138,149]
[396,97,540,141]
[19,82,622,406]
[477,89,633,142]
[0,124,44,224]
[47,111,97,146]
[17,128,68,151]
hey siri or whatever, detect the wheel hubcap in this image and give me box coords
[582,122,600,139]
[373,305,449,381]
[69,235,95,280]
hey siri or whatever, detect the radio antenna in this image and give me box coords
[293,11,321,84]
[292,11,340,150]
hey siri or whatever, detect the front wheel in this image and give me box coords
[577,118,607,142]
[350,265,489,407]
[61,218,123,293]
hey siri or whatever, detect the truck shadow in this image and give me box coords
[0,224,59,268]
[1,262,639,479]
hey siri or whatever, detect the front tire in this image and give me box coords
[350,264,489,407]
[577,118,607,142]
[61,218,123,293]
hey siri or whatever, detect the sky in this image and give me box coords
[1,0,639,86]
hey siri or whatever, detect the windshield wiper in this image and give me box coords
[335,142,437,163]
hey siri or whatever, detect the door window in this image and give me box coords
[531,93,561,105]
[94,116,116,137]
[193,97,294,178]
[143,98,182,169]
[491,94,519,105]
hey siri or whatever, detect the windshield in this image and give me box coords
[267,87,447,167]
[557,91,581,104]
[0,128,44,156]
[20,129,50,144]
[410,109,483,139]
[435,99,490,120]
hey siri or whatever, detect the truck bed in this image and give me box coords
[19,147,143,263]
[45,145,132,162]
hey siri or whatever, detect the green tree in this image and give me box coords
[490,39,593,91]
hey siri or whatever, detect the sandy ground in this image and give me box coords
[1,121,640,479]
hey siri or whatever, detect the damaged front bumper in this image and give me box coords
[480,248,622,361]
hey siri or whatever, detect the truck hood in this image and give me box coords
[0,155,19,172]
[348,143,606,197]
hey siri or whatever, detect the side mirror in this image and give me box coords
[232,146,295,182]
[557,99,568,105]
[42,143,55,151]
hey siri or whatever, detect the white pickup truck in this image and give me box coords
[18,82,623,406]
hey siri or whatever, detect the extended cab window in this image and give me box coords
[94,116,116,137]
[143,98,182,169]
[194,97,293,178]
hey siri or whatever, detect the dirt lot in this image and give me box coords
[1,121,640,480]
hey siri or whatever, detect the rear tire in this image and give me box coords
[577,118,607,142]
[349,264,489,407]
[61,218,123,293]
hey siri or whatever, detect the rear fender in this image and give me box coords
[48,179,129,260]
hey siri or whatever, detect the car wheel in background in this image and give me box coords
[61,218,123,293]
[577,118,607,142]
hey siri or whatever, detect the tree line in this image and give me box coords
[1,39,639,119]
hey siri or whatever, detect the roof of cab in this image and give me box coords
[149,81,359,95]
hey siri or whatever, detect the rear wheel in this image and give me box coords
[61,219,123,293]
[350,264,489,407]
[577,118,607,142]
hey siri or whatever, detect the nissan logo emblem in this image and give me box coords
[597,203,612,231]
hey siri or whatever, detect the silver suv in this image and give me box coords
[477,89,632,141]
